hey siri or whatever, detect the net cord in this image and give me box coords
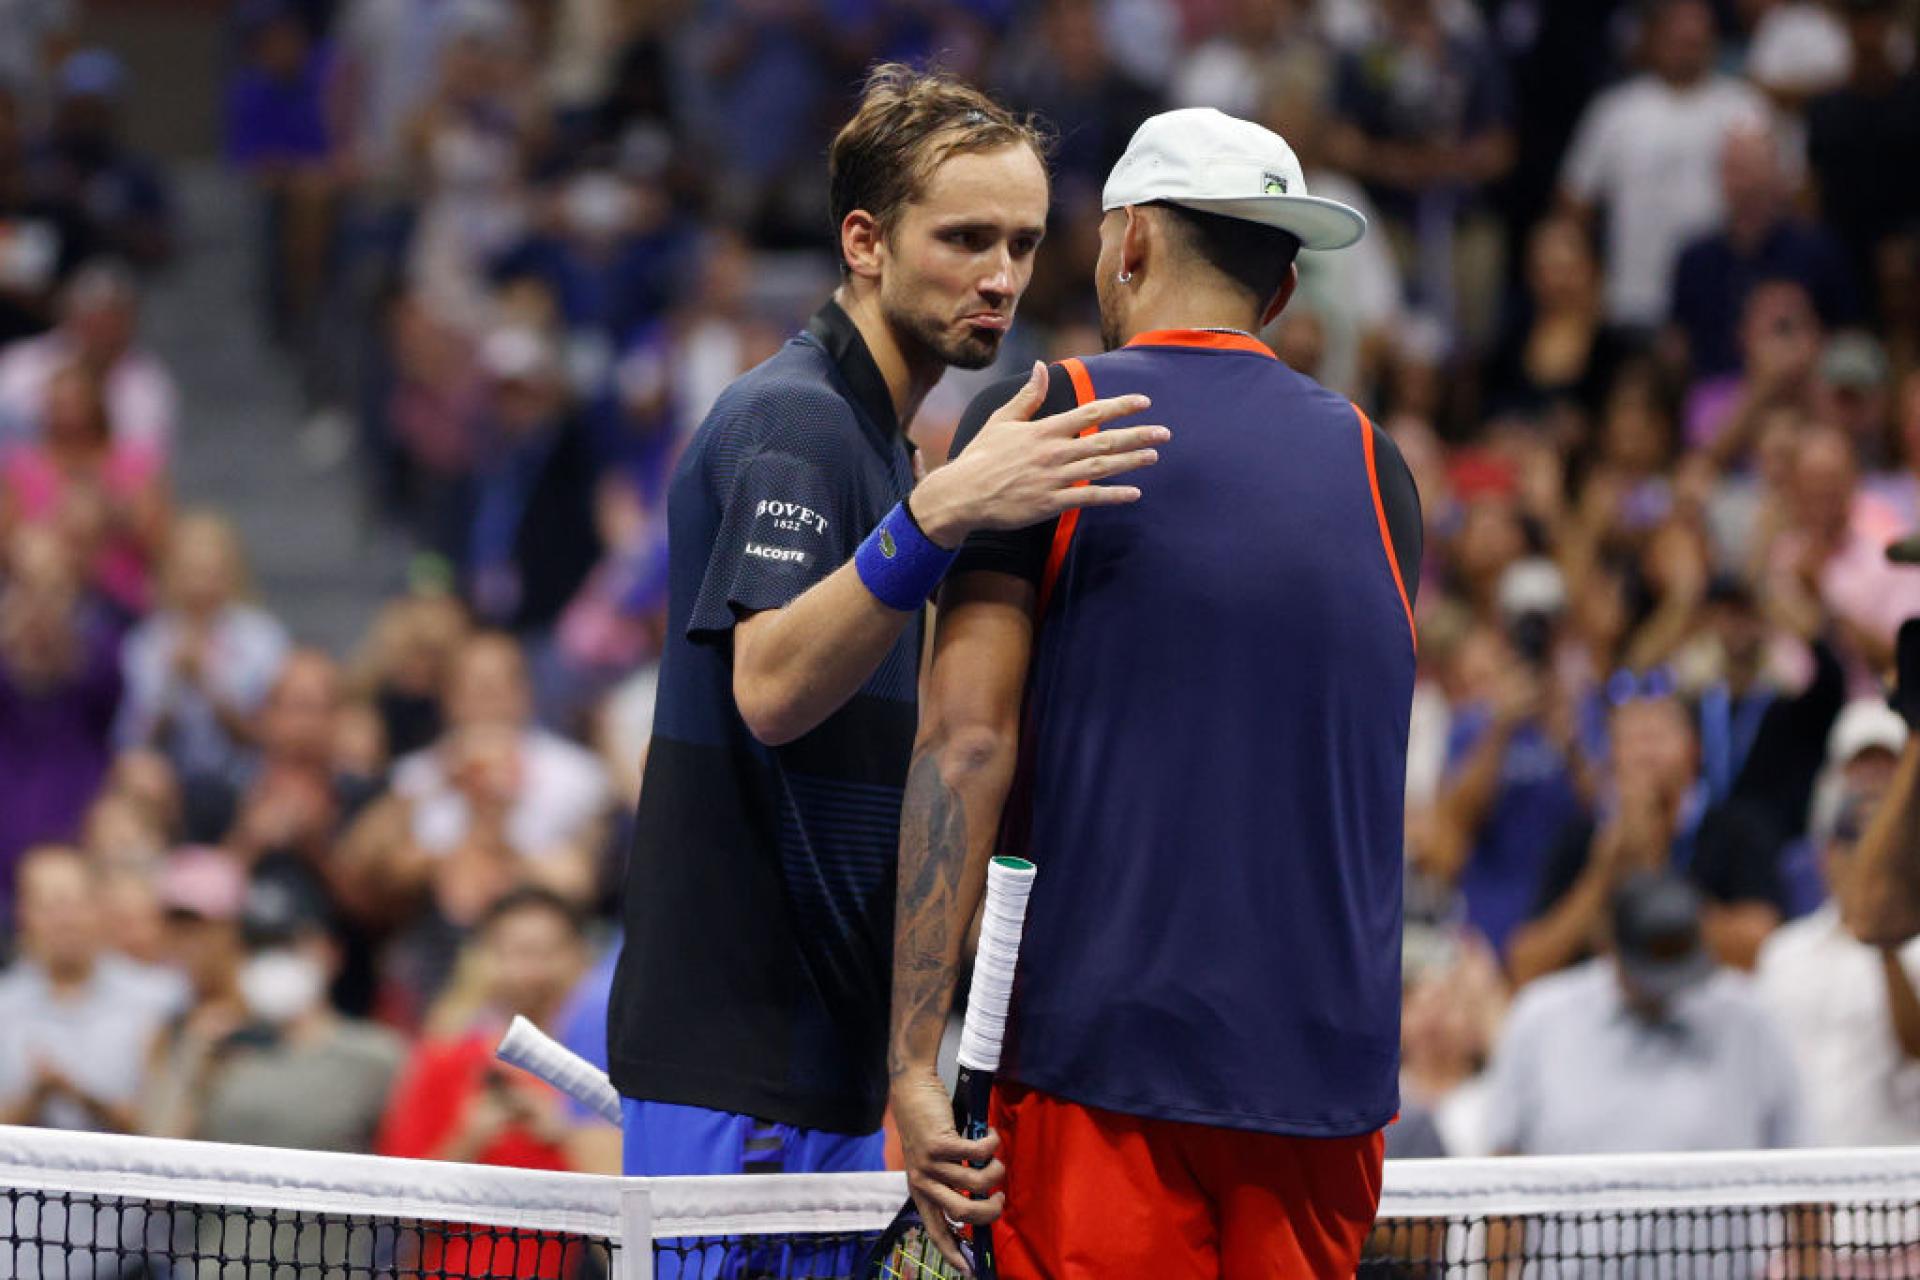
[11,1128,1920,1249]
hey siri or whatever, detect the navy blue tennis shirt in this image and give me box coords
[952,330,1421,1137]
[609,301,921,1134]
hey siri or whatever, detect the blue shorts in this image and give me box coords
[621,1097,886,1279]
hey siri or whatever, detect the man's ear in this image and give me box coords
[841,210,885,282]
[1259,262,1300,329]
[1120,206,1148,281]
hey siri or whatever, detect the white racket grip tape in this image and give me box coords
[495,1014,625,1127]
[956,857,1038,1073]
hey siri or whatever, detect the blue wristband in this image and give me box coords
[855,501,958,611]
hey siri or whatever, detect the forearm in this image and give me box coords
[1508,865,1612,986]
[732,561,917,745]
[888,725,1019,1080]
[1884,949,1920,1060]
[1438,725,1516,845]
[1846,740,1920,946]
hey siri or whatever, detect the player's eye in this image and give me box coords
[944,229,992,252]
[1011,235,1041,258]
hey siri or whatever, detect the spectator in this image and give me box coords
[1509,680,1787,983]
[1559,0,1769,334]
[1689,575,1845,843]
[1669,124,1858,384]
[0,261,179,454]
[375,886,601,1170]
[226,0,340,347]
[402,2,540,321]
[0,526,122,908]
[1487,872,1800,1154]
[340,631,608,1018]
[1766,423,1920,684]
[1399,930,1507,1157]
[1759,718,1920,1146]
[349,591,470,760]
[0,0,75,109]
[170,872,403,1152]
[1486,215,1631,433]
[1421,619,1584,959]
[1,363,169,616]
[457,326,602,636]
[0,84,96,346]
[1804,0,1920,326]
[141,847,251,1138]
[1327,0,1513,348]
[0,845,182,1130]
[183,648,354,851]
[1255,69,1400,403]
[993,0,1162,193]
[33,49,174,269]
[1169,0,1314,120]
[115,512,291,782]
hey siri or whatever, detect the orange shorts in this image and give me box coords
[988,1083,1384,1280]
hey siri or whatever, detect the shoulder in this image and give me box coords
[226,604,290,646]
[703,340,856,445]
[1756,913,1825,975]
[1509,959,1610,1028]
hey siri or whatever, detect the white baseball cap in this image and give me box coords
[1828,698,1908,767]
[1101,108,1367,252]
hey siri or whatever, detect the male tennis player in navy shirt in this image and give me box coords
[891,108,1422,1278]
[608,66,1168,1185]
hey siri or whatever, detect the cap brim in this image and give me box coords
[1164,194,1368,252]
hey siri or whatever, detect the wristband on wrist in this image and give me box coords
[855,501,958,611]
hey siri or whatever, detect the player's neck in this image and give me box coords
[1121,288,1265,345]
[834,285,941,431]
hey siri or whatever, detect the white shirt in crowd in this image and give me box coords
[1485,959,1801,1156]
[394,727,611,858]
[1756,903,1920,1147]
[115,604,292,781]
[0,954,184,1131]
[0,331,180,454]
[1560,73,1769,328]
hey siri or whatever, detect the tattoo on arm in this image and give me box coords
[890,744,969,1078]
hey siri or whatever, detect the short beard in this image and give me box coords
[885,298,1002,372]
[1095,275,1123,352]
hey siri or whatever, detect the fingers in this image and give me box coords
[907,1194,977,1277]
[910,1174,1006,1228]
[1055,483,1144,509]
[987,361,1051,424]
[1062,423,1169,458]
[1039,393,1152,436]
[1058,448,1159,485]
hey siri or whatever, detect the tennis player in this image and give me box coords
[607,66,1168,1182]
[889,107,1422,1278]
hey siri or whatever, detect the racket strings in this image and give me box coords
[875,1228,970,1279]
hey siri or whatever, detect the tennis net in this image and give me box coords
[5,1126,1920,1278]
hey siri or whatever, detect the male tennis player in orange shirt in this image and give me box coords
[889,108,1422,1279]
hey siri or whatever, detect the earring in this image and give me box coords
[1116,270,1133,284]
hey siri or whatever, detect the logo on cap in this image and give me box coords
[1262,172,1289,195]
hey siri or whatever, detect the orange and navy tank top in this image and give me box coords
[946,330,1420,1138]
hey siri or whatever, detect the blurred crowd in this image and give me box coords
[1,0,1919,1174]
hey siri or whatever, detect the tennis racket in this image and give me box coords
[863,855,1037,1280]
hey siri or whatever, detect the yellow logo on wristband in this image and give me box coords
[880,530,898,559]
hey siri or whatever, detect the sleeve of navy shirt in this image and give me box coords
[685,400,865,645]
[945,368,1079,584]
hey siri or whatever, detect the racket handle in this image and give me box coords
[953,1065,999,1279]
